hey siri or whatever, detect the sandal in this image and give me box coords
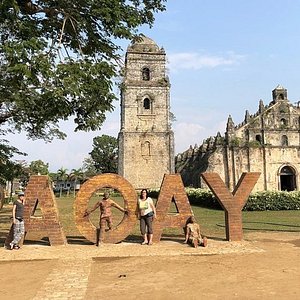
[14,245,20,250]
[141,241,148,245]
[148,242,153,246]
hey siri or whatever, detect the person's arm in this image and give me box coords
[111,200,126,213]
[84,201,100,216]
[149,199,157,218]
[197,224,201,238]
[135,201,141,219]
[12,204,16,224]
[184,226,190,243]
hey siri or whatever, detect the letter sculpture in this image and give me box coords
[74,173,137,244]
[201,172,260,241]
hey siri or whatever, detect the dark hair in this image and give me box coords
[185,215,195,226]
[140,189,148,199]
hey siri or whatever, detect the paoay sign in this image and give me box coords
[5,172,260,247]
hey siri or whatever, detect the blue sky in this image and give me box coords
[8,0,300,172]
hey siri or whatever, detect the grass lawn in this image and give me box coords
[0,194,299,246]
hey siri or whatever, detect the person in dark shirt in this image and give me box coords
[9,192,25,250]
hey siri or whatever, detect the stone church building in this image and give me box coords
[118,36,175,189]
[176,85,300,192]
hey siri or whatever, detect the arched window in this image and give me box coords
[281,135,288,146]
[141,141,150,156]
[142,67,150,81]
[280,118,287,126]
[255,135,262,144]
[143,98,150,110]
[278,93,284,100]
[279,166,296,191]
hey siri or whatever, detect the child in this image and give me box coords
[184,216,207,248]
[84,192,127,245]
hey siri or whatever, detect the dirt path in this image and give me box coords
[0,231,299,299]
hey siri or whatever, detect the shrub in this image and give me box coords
[149,188,300,211]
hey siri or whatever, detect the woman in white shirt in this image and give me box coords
[137,189,156,245]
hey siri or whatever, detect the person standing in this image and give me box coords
[84,192,127,245]
[9,192,25,250]
[136,189,156,245]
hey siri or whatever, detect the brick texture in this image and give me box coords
[74,173,137,244]
[201,172,260,241]
[153,174,193,243]
[6,175,66,246]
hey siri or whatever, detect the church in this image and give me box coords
[176,85,300,192]
[118,36,175,190]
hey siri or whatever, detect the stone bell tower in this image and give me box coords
[118,35,175,189]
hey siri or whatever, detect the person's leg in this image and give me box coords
[11,220,22,248]
[99,218,106,244]
[145,216,153,245]
[107,217,113,230]
[140,217,147,244]
[202,236,208,247]
[15,221,25,249]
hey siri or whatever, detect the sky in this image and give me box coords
[7,0,300,172]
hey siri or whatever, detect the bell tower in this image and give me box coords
[118,36,175,189]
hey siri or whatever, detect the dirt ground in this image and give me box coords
[0,231,299,300]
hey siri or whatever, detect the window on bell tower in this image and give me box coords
[281,135,288,146]
[143,98,151,110]
[142,67,150,81]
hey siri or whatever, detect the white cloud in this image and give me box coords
[173,119,227,154]
[168,51,245,72]
[174,122,205,153]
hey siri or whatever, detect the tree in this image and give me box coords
[29,159,49,175]
[0,160,26,199]
[89,135,118,173]
[56,167,68,197]
[0,0,166,141]
[0,139,26,184]
[82,156,98,179]
[69,168,83,197]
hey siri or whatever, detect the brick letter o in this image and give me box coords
[74,173,137,244]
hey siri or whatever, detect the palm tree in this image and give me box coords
[69,168,84,197]
[57,167,68,197]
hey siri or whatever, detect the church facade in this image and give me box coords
[118,36,175,190]
[176,85,300,192]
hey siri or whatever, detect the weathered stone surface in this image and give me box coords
[177,86,300,192]
[118,36,175,190]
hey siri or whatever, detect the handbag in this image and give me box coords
[147,211,154,217]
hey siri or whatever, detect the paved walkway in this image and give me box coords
[32,259,92,300]
[2,232,299,300]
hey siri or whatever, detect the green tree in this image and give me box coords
[89,135,118,173]
[56,167,68,197]
[82,156,98,178]
[0,139,26,184]
[1,160,26,200]
[69,168,84,197]
[0,0,166,141]
[29,159,49,175]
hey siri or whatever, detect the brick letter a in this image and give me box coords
[15,175,66,246]
[153,174,193,243]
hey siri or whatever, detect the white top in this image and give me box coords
[138,197,154,216]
